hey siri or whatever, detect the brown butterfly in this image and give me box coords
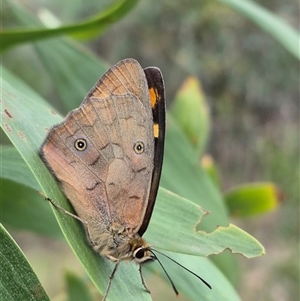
[40,59,210,300]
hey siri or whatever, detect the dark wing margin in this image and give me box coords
[138,66,166,237]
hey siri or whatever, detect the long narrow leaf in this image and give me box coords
[0,224,50,301]
[1,0,139,52]
[219,0,300,59]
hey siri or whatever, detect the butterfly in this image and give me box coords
[40,58,210,300]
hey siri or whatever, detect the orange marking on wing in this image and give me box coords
[153,123,159,138]
[149,88,157,108]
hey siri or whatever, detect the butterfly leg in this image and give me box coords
[46,197,88,225]
[102,261,120,301]
[138,265,151,294]
[45,197,93,234]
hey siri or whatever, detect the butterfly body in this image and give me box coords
[89,220,151,263]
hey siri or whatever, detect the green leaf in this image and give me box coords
[224,182,284,217]
[0,146,61,237]
[65,271,94,301]
[146,189,265,257]
[170,77,211,156]
[1,146,40,191]
[0,178,61,238]
[219,0,300,59]
[1,0,139,52]
[1,61,264,301]
[0,224,50,301]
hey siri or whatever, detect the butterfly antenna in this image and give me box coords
[149,249,179,295]
[150,248,212,289]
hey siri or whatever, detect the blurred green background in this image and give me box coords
[1,0,299,300]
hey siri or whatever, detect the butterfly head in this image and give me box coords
[130,237,155,264]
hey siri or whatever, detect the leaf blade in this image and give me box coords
[0,224,50,301]
[219,0,300,59]
[1,0,139,52]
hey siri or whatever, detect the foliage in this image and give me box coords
[1,0,298,300]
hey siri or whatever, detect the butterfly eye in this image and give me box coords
[133,141,144,154]
[74,139,87,151]
[133,247,154,264]
[135,248,145,259]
